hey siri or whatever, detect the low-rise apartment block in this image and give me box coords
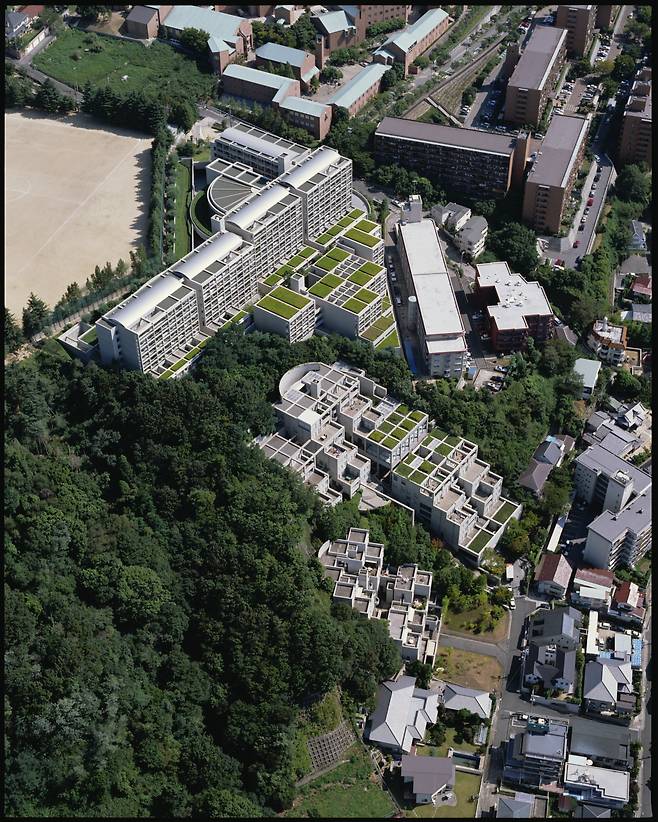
[474,262,554,353]
[327,63,392,116]
[396,219,467,379]
[504,26,567,128]
[522,607,582,696]
[319,528,439,664]
[609,580,646,626]
[503,715,569,790]
[522,113,590,234]
[554,4,595,58]
[574,444,652,571]
[573,357,602,400]
[454,215,488,260]
[587,317,628,365]
[391,427,521,567]
[254,42,319,91]
[368,675,438,754]
[569,727,630,770]
[211,122,311,179]
[583,657,635,716]
[373,7,450,74]
[563,755,630,809]
[374,118,527,199]
[617,67,652,168]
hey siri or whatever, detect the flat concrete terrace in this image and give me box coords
[5,111,151,316]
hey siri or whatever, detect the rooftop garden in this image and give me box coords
[343,296,369,314]
[354,219,379,234]
[80,327,98,345]
[257,291,305,320]
[264,273,284,286]
[315,231,334,245]
[298,246,316,259]
[326,247,350,262]
[344,227,380,248]
[361,313,395,342]
[315,254,341,272]
[348,208,365,219]
[467,529,493,556]
[481,547,506,576]
[337,216,355,228]
[354,287,378,305]
[308,272,342,299]
[357,261,381,276]
[287,254,307,269]
[221,310,248,329]
[492,500,517,524]
[348,269,372,287]
[270,286,310,310]
[159,335,213,379]
[327,225,342,236]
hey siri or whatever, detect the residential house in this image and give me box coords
[587,317,627,366]
[124,5,173,38]
[577,804,612,818]
[583,657,634,715]
[609,580,646,626]
[503,716,569,790]
[5,10,29,39]
[573,358,602,401]
[628,220,647,252]
[563,755,630,809]
[367,675,439,754]
[533,554,573,599]
[519,434,574,496]
[631,271,652,301]
[496,793,536,817]
[440,682,492,720]
[522,606,581,695]
[621,303,652,324]
[399,755,455,805]
[570,567,614,611]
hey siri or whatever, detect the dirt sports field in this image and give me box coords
[4,111,152,317]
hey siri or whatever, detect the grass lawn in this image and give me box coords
[33,29,215,101]
[286,745,395,819]
[443,606,509,643]
[434,648,503,693]
[417,728,481,758]
[174,162,192,259]
[406,772,481,818]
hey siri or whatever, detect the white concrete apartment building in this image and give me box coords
[279,146,352,241]
[454,215,488,260]
[587,317,628,365]
[574,444,652,571]
[391,427,521,567]
[211,123,311,179]
[319,528,439,664]
[252,285,315,342]
[396,219,467,379]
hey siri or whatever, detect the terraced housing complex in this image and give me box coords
[60,125,399,376]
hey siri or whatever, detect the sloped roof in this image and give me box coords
[400,755,455,797]
[518,458,553,493]
[535,553,572,590]
[256,41,311,68]
[368,676,438,752]
[535,439,564,466]
[442,682,492,719]
[497,794,535,818]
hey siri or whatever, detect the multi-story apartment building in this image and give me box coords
[454,216,488,260]
[350,4,412,41]
[374,118,528,199]
[396,219,467,379]
[595,5,618,29]
[253,285,315,342]
[278,95,333,140]
[474,262,554,353]
[522,113,590,234]
[280,147,352,241]
[311,5,411,67]
[211,123,311,179]
[503,716,569,790]
[327,63,392,116]
[587,317,627,365]
[221,63,301,106]
[574,444,652,571]
[319,528,439,664]
[617,67,652,168]
[391,427,521,567]
[373,8,450,75]
[554,4,595,58]
[504,26,567,128]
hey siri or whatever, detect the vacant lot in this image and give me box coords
[435,648,502,693]
[443,606,509,643]
[5,111,151,315]
[286,745,395,819]
[33,29,215,100]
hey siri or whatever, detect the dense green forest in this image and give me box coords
[5,327,582,815]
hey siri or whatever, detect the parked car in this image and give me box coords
[581,216,587,224]
[395,296,402,305]
[578,224,585,231]
[587,197,594,206]
[495,365,508,373]
[573,240,580,248]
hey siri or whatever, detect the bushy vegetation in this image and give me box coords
[5,64,76,114]
[218,98,315,146]
[252,13,318,52]
[366,17,405,39]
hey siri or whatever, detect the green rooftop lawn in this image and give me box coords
[386,428,403,442]
[264,273,283,286]
[354,287,378,305]
[308,282,333,299]
[397,404,410,415]
[421,435,435,448]
[358,261,381,276]
[257,295,298,319]
[171,359,187,373]
[381,436,398,449]
[369,429,385,443]
[342,297,367,314]
[493,500,517,524]
[410,470,428,484]
[387,412,403,425]
[375,328,400,350]
[287,254,306,268]
[420,460,435,473]
[382,296,391,310]
[160,369,174,380]
[410,410,426,423]
[184,348,199,361]
[446,435,461,447]
[468,529,493,555]
[430,427,447,440]
[315,232,333,245]
[394,426,409,440]
[80,327,98,344]
[275,264,295,277]
[354,219,378,233]
[327,247,350,262]
[338,216,355,227]
[399,417,415,432]
[322,272,343,289]
[395,462,413,478]
[348,208,365,218]
[315,255,340,272]
[437,442,453,456]
[379,420,394,434]
[327,225,342,236]
[348,269,372,287]
[299,246,315,259]
[345,227,380,248]
[271,286,310,309]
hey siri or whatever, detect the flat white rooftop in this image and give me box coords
[477,261,553,331]
[397,220,464,339]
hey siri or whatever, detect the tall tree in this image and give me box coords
[22,293,51,338]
